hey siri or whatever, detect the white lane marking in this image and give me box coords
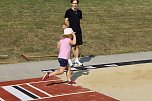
[41,69,53,73]
[17,85,41,99]
[0,79,61,87]
[71,68,78,71]
[85,66,97,69]
[30,91,95,100]
[104,64,118,67]
[26,83,53,97]
[52,90,95,98]
[0,97,5,101]
[2,86,34,101]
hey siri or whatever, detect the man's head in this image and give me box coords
[71,0,79,4]
[71,0,79,9]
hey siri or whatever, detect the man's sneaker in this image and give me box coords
[68,59,74,67]
[42,72,50,81]
[68,81,76,85]
[74,61,83,66]
[69,63,74,67]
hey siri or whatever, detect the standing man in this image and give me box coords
[64,0,83,67]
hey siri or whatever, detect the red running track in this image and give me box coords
[0,76,119,101]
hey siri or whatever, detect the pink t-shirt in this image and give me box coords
[58,38,71,60]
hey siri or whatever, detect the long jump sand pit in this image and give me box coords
[74,63,152,101]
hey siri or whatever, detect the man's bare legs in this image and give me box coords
[68,45,83,67]
[72,45,83,66]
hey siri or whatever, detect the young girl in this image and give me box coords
[42,28,76,84]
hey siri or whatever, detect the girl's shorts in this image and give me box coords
[58,58,68,67]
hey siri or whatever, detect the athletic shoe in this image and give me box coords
[68,59,74,67]
[74,61,83,66]
[42,72,50,81]
[70,64,74,67]
[68,81,76,85]
[68,62,74,67]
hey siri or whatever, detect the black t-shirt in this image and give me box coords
[64,8,82,33]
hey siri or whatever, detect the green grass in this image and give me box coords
[0,0,152,63]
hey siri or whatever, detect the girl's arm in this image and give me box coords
[64,18,70,28]
[57,41,60,48]
[69,32,76,45]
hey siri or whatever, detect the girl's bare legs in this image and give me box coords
[66,65,76,84]
[42,65,75,84]
[42,67,65,81]
[50,67,65,76]
[66,66,71,82]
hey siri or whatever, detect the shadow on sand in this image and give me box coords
[79,55,95,63]
[71,55,95,81]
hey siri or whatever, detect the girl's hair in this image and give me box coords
[62,22,68,27]
[62,34,73,39]
[71,0,79,4]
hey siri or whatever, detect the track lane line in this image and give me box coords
[26,83,53,97]
[13,85,41,99]
[2,86,35,101]
[52,90,95,98]
[30,91,95,100]
[0,97,5,101]
[0,79,61,87]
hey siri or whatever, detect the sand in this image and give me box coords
[59,63,152,101]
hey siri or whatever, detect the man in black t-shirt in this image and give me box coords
[64,0,83,67]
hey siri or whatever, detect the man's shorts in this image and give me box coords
[72,32,83,46]
[58,58,68,67]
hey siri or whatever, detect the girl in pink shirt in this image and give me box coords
[42,28,76,85]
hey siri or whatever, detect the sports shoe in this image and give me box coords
[69,63,74,67]
[42,72,50,81]
[68,81,76,85]
[68,59,74,67]
[74,61,83,66]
